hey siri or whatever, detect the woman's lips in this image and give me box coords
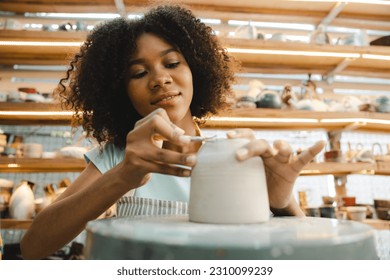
[151,93,181,106]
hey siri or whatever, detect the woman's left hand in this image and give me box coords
[227,129,326,210]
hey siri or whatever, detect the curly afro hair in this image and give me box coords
[55,4,238,148]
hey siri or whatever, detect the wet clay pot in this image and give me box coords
[189,138,269,224]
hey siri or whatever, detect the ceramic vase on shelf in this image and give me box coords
[9,180,35,219]
[189,138,269,224]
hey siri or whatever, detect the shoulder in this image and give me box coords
[84,143,125,174]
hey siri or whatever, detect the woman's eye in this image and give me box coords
[130,71,147,79]
[166,62,179,69]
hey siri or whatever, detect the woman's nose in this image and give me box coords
[150,69,172,89]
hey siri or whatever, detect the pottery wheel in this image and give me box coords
[85,215,378,260]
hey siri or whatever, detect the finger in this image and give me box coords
[235,139,275,161]
[146,148,197,167]
[135,108,171,128]
[136,157,193,177]
[134,108,188,144]
[292,140,326,170]
[147,114,189,145]
[273,140,293,163]
[226,128,256,141]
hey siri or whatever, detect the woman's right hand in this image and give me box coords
[119,108,196,187]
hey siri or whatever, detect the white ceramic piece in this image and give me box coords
[9,180,35,219]
[189,138,269,224]
[23,143,43,158]
[56,146,88,159]
[346,206,367,221]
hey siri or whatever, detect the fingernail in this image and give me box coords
[183,169,191,176]
[227,130,236,137]
[179,135,191,144]
[186,155,197,164]
[236,148,248,159]
[174,126,185,134]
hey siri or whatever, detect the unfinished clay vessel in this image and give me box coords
[189,138,269,224]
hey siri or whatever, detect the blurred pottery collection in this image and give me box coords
[235,79,390,115]
[0,177,71,219]
[324,142,390,164]
[301,192,389,222]
[0,131,89,159]
[231,22,371,48]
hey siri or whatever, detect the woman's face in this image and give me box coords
[127,33,193,124]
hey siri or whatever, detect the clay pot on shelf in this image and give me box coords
[304,207,320,217]
[341,196,356,207]
[255,90,282,109]
[374,199,390,208]
[324,150,343,163]
[0,178,14,218]
[319,206,336,218]
[322,196,336,206]
[9,180,35,219]
[375,207,390,220]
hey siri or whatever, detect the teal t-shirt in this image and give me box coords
[84,143,190,202]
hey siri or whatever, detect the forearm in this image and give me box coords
[270,196,305,217]
[21,165,132,259]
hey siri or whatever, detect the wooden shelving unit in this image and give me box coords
[1,32,390,78]
[0,1,389,192]
[1,0,389,25]
[1,2,389,254]
[0,102,73,125]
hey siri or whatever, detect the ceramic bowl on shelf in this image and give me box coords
[319,206,336,218]
[374,199,390,208]
[322,196,336,205]
[375,207,390,220]
[342,196,356,207]
[324,150,342,163]
[346,206,367,222]
[304,207,320,217]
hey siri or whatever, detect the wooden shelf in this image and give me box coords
[221,38,390,79]
[2,103,390,132]
[0,102,73,125]
[0,102,61,111]
[363,219,390,230]
[204,108,390,133]
[0,30,86,65]
[0,156,388,175]
[0,157,86,172]
[302,162,377,176]
[376,161,390,176]
[0,219,33,230]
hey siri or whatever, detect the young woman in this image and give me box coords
[21,4,325,259]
